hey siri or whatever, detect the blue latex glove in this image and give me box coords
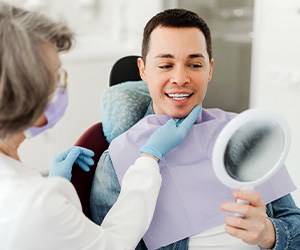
[140,105,202,160]
[49,146,95,180]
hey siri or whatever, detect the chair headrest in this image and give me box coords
[109,55,141,86]
[101,80,151,143]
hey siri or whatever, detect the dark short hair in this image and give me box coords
[142,8,212,63]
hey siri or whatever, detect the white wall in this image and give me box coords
[251,0,300,205]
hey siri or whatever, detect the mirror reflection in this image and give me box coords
[224,120,285,182]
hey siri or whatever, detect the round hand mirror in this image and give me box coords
[212,108,290,190]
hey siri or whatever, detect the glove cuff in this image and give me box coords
[48,167,72,181]
[140,145,163,160]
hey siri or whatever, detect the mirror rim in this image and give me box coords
[212,108,290,189]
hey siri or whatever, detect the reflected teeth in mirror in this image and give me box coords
[167,93,190,100]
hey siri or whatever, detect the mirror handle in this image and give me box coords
[235,199,249,217]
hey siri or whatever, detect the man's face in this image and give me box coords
[138,27,214,118]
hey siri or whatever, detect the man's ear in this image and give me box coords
[208,58,215,81]
[33,113,47,127]
[137,57,147,82]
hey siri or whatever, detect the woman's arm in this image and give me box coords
[17,156,160,250]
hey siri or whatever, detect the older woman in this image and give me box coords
[0,3,201,249]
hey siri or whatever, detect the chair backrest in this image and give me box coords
[71,123,109,219]
[71,55,142,219]
[109,55,141,86]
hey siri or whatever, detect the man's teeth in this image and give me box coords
[167,93,190,100]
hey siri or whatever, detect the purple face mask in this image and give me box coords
[25,88,68,138]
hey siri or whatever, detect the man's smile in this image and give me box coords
[165,92,193,101]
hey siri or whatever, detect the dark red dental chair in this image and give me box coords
[70,55,141,219]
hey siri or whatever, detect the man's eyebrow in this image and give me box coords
[188,53,205,59]
[154,53,205,59]
[155,54,174,59]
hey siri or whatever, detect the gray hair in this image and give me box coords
[0,3,74,139]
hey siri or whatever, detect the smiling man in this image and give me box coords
[90,9,300,250]
[138,25,214,118]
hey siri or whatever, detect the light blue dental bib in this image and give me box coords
[109,108,296,250]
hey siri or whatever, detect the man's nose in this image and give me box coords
[170,66,190,86]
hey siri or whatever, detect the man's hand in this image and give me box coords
[49,146,95,180]
[221,190,276,249]
[140,105,202,160]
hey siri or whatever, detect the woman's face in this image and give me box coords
[41,42,61,91]
[33,43,61,127]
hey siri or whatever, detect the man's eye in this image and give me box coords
[158,65,173,69]
[189,64,202,68]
